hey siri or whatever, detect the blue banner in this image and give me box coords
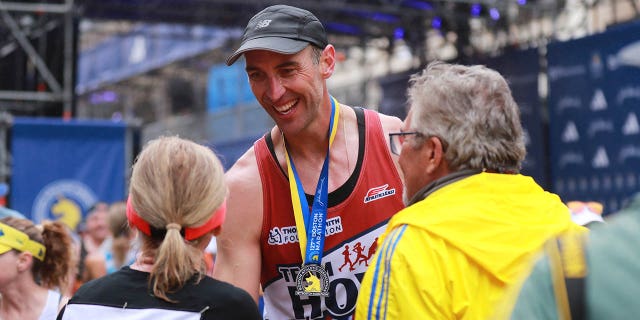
[77,24,241,94]
[547,21,640,214]
[10,118,128,229]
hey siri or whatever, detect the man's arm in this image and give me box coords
[377,113,404,178]
[213,147,263,302]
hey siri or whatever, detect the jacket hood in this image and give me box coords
[389,172,583,283]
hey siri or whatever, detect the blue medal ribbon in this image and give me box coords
[284,96,340,265]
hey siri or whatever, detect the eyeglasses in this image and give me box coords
[388,131,421,155]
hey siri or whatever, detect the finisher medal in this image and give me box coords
[295,264,330,296]
[285,97,341,297]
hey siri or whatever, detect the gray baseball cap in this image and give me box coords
[226,5,328,66]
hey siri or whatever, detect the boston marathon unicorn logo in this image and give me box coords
[51,197,82,231]
[33,179,97,230]
[295,264,329,296]
[303,271,321,292]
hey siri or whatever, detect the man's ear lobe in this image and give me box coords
[431,136,446,161]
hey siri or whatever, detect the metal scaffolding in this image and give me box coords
[0,0,75,118]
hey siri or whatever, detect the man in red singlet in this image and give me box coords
[213,4,405,319]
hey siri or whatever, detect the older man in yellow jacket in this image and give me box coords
[355,62,584,320]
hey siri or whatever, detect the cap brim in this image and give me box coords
[572,212,604,226]
[226,37,309,66]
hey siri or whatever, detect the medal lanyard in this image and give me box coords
[284,96,340,264]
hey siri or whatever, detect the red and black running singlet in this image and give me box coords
[254,107,404,319]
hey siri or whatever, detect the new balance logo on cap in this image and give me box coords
[226,5,328,66]
[256,19,271,29]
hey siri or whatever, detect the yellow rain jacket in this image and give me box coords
[356,172,584,320]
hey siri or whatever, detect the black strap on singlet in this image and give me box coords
[263,106,366,207]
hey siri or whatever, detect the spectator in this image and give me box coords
[58,136,260,320]
[504,192,640,319]
[215,4,404,319]
[567,200,605,228]
[81,202,109,255]
[0,217,76,319]
[355,61,585,319]
[76,202,109,284]
[83,201,137,280]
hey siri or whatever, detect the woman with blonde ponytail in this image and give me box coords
[59,136,260,320]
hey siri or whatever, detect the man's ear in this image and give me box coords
[320,45,336,78]
[423,136,446,174]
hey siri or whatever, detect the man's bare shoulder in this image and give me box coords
[376,111,403,131]
[371,110,403,173]
[363,109,403,140]
[221,145,263,239]
[343,105,402,128]
[226,146,261,191]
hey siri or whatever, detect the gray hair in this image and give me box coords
[406,61,526,172]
